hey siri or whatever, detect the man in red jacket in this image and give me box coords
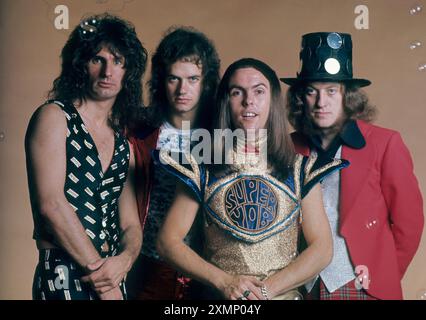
[281,32,424,300]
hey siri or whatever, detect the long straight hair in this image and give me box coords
[211,58,295,179]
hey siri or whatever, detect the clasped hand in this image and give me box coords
[81,256,128,300]
[221,274,267,300]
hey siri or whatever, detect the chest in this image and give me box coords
[203,172,300,244]
[84,125,116,174]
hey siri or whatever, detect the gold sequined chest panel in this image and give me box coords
[157,148,346,279]
[204,219,299,279]
[203,160,303,279]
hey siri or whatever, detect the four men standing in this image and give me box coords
[25,14,423,301]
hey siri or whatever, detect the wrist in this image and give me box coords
[83,257,103,274]
[261,284,270,300]
[210,269,231,292]
[119,251,133,273]
[262,280,277,300]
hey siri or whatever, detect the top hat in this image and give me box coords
[280,32,371,87]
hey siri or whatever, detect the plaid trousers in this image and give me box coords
[305,278,377,300]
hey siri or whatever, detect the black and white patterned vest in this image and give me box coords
[32,100,130,258]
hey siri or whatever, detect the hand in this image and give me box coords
[98,286,123,300]
[219,274,266,300]
[81,254,131,294]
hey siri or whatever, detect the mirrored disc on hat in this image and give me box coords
[316,60,322,71]
[324,58,340,74]
[309,34,322,49]
[346,58,352,74]
[315,35,322,48]
[327,33,343,49]
[298,58,303,73]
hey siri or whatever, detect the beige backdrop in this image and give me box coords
[0,0,425,300]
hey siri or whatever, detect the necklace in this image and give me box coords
[228,134,269,173]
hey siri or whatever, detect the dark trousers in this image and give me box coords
[126,254,204,300]
[33,248,126,300]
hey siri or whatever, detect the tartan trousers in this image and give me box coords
[305,278,377,300]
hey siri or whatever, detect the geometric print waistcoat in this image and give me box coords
[33,100,130,258]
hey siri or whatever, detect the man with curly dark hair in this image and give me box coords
[282,32,423,300]
[127,26,220,300]
[25,14,147,300]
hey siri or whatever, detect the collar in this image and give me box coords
[157,121,194,152]
[340,120,366,149]
[162,121,193,134]
[310,119,366,151]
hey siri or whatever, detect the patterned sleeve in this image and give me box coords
[152,149,207,202]
[299,152,350,199]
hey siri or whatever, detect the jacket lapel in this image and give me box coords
[291,125,373,228]
[339,121,374,228]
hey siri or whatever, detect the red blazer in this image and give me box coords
[292,120,424,299]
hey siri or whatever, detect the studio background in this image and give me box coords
[0,0,425,299]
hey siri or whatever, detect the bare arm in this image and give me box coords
[157,183,264,300]
[263,184,333,299]
[117,143,142,271]
[82,143,142,293]
[25,104,102,268]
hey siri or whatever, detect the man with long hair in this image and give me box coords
[155,58,347,300]
[126,26,220,299]
[25,14,147,300]
[282,32,423,300]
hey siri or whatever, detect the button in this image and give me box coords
[366,219,379,229]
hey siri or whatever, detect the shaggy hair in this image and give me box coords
[286,82,377,137]
[48,13,148,132]
[147,26,220,130]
